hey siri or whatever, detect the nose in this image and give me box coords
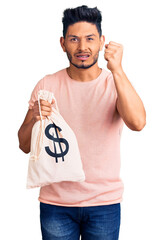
[77,39,87,52]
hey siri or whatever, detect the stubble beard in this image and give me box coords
[66,51,99,69]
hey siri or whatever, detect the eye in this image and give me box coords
[70,38,78,42]
[87,38,94,41]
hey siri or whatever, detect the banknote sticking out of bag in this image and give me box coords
[26,89,85,189]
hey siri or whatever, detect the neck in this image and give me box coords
[67,64,102,82]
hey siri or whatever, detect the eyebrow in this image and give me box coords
[67,34,97,38]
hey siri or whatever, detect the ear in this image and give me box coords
[99,35,105,51]
[60,37,66,52]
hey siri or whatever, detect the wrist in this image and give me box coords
[31,116,37,126]
[111,67,124,76]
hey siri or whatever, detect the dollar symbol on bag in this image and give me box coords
[45,123,69,163]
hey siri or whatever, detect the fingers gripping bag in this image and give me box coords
[26,89,85,188]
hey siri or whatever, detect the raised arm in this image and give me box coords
[104,41,146,131]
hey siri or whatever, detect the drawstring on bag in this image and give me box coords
[38,91,63,138]
[38,94,44,134]
[51,95,64,138]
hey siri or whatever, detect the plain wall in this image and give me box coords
[0,0,164,239]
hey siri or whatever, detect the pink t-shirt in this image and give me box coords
[28,68,124,207]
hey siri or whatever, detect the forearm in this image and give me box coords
[18,118,35,153]
[112,68,146,131]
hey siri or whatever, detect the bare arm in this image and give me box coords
[104,41,146,131]
[18,100,53,154]
[18,109,35,154]
[113,68,146,131]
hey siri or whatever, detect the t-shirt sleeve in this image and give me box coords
[28,77,45,110]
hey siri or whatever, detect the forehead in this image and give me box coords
[66,21,99,37]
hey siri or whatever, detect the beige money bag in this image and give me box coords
[26,89,85,188]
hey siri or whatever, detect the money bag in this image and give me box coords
[26,89,85,188]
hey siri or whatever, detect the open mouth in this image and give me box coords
[75,54,90,61]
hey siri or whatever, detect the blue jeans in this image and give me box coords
[40,202,121,240]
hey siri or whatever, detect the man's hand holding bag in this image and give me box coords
[26,90,85,189]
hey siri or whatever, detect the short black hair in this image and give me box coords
[62,5,102,38]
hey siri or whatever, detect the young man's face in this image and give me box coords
[60,21,105,69]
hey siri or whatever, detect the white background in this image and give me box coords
[0,0,164,239]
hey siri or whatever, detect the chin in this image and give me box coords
[71,59,98,69]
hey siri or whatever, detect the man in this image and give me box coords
[18,5,146,240]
